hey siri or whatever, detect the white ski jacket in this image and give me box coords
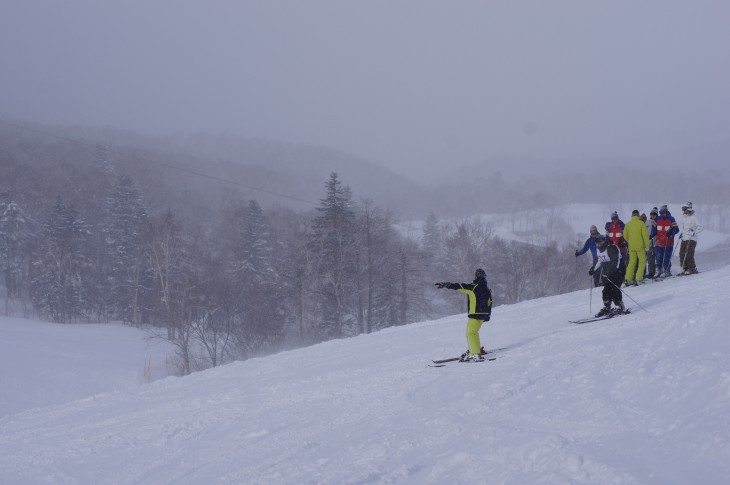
[680,212,703,242]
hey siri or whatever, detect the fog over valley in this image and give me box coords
[2,1,729,187]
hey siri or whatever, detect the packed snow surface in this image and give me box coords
[2,267,730,484]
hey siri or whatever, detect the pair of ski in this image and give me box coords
[430,347,507,367]
[569,308,631,325]
[651,273,684,282]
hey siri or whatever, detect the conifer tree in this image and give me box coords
[103,175,149,325]
[228,199,284,356]
[0,200,35,314]
[31,198,91,322]
[311,173,357,339]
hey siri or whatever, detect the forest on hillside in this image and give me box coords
[2,123,729,374]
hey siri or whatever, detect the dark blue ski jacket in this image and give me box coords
[577,236,598,263]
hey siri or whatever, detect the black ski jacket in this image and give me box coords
[444,276,493,320]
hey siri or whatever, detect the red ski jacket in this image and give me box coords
[606,220,627,254]
[655,215,679,248]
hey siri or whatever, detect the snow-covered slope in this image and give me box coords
[2,268,730,484]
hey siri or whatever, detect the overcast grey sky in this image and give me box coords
[2,1,729,182]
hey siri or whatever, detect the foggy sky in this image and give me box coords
[2,1,729,183]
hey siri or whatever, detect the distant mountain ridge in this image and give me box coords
[3,120,728,222]
[1,121,428,218]
[161,132,428,215]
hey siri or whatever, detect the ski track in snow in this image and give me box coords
[2,268,730,484]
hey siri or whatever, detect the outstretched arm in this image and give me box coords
[435,282,476,291]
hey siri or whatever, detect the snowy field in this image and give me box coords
[1,266,730,484]
[0,319,175,417]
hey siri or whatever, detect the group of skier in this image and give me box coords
[575,202,703,317]
[432,203,705,363]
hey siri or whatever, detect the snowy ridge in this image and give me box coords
[2,267,730,484]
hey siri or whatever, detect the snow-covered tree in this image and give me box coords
[146,210,197,374]
[227,199,284,357]
[0,200,35,314]
[310,173,358,339]
[103,175,149,325]
[420,212,444,309]
[30,198,92,322]
[354,199,408,333]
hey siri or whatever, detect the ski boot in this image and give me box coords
[461,346,488,360]
[460,353,485,363]
[595,306,612,318]
[612,302,626,315]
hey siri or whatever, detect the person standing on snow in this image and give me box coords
[589,234,626,317]
[654,205,679,278]
[623,209,651,286]
[679,202,702,275]
[605,211,628,281]
[435,268,493,362]
[575,225,601,287]
[645,207,658,279]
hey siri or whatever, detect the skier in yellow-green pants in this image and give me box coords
[435,268,493,362]
[623,209,650,286]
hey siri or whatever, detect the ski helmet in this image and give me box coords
[682,201,693,211]
[595,234,607,249]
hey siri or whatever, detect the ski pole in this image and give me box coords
[589,278,593,315]
[679,236,688,273]
[605,276,648,313]
[671,234,681,272]
[591,265,605,314]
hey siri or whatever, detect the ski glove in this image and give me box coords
[588,267,595,276]
[435,282,451,289]
[574,250,580,257]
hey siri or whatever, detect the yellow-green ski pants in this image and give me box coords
[626,248,647,282]
[466,318,484,354]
